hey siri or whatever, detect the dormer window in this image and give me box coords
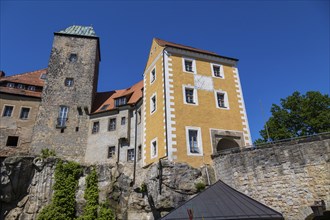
[100,104,110,111]
[40,74,47,79]
[17,84,25,89]
[69,53,77,62]
[115,97,127,107]
[7,82,15,88]
[65,78,74,87]
[27,86,36,91]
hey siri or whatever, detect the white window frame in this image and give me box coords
[214,90,230,110]
[2,105,14,117]
[182,85,198,105]
[185,126,203,156]
[211,63,225,78]
[150,93,157,115]
[150,66,156,84]
[19,106,31,120]
[150,137,158,159]
[182,57,196,74]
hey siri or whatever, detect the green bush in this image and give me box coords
[195,182,206,192]
[37,160,82,220]
[97,201,115,220]
[41,148,56,159]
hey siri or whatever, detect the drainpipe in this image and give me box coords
[132,105,138,185]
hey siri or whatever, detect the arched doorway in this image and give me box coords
[216,138,240,152]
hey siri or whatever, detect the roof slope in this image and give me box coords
[154,38,238,61]
[92,80,143,113]
[161,180,284,220]
[57,25,97,37]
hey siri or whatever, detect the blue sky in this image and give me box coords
[1,0,329,141]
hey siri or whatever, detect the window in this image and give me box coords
[17,84,25,89]
[65,78,74,87]
[6,136,19,147]
[127,149,135,161]
[7,82,15,88]
[215,91,229,109]
[121,117,126,125]
[108,118,116,131]
[211,64,224,78]
[150,67,156,84]
[40,73,47,79]
[108,146,116,158]
[57,106,69,127]
[183,58,196,73]
[138,145,142,160]
[183,86,198,105]
[115,97,127,107]
[20,107,30,119]
[27,86,36,91]
[92,121,100,134]
[151,138,157,158]
[77,107,83,115]
[186,127,203,155]
[2,105,14,117]
[69,53,77,62]
[150,94,156,114]
[100,104,109,111]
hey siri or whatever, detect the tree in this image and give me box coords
[256,91,330,143]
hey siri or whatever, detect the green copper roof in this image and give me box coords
[57,25,97,37]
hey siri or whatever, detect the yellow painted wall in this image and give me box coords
[169,54,246,167]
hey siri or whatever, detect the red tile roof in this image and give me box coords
[154,38,238,61]
[92,80,143,114]
[0,69,47,98]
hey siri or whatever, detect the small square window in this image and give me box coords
[27,86,36,91]
[185,88,195,104]
[121,117,126,125]
[185,60,193,72]
[138,145,142,160]
[211,64,224,78]
[92,121,100,134]
[108,146,116,158]
[20,107,30,119]
[127,149,135,161]
[109,118,116,131]
[7,82,15,88]
[215,92,229,109]
[69,53,77,62]
[6,136,19,147]
[2,106,13,117]
[150,68,156,84]
[150,94,156,114]
[65,78,74,87]
[186,127,203,155]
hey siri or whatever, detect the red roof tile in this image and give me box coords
[154,38,238,61]
[92,80,143,114]
[0,69,47,87]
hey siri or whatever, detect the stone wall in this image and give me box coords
[213,134,330,220]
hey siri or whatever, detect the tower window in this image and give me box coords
[121,117,126,125]
[57,106,69,128]
[185,88,195,104]
[69,53,77,62]
[150,67,156,84]
[211,64,224,78]
[150,94,156,114]
[183,58,195,73]
[108,118,116,131]
[186,126,203,155]
[6,136,19,147]
[215,91,229,109]
[2,105,14,117]
[151,138,158,158]
[138,145,142,160]
[20,107,30,119]
[127,149,135,161]
[92,121,100,134]
[65,78,74,87]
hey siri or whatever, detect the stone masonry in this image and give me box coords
[213,134,330,220]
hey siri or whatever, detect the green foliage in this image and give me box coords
[79,168,99,220]
[97,202,115,220]
[38,160,82,220]
[41,148,56,159]
[258,91,330,142]
[140,183,147,193]
[195,182,206,192]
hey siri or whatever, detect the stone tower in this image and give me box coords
[31,25,100,161]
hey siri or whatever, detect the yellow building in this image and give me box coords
[143,39,251,167]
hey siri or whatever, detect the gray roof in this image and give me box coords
[57,25,97,37]
[161,180,284,220]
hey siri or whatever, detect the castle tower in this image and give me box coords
[143,39,251,167]
[31,25,100,161]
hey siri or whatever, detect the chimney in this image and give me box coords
[0,71,5,78]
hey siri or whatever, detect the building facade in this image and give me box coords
[0,25,251,168]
